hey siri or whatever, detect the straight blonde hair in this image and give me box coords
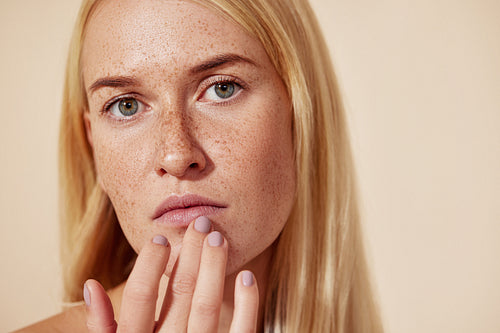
[60,0,383,331]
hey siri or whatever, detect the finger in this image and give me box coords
[187,231,228,333]
[118,235,170,333]
[157,216,211,331]
[229,271,259,333]
[85,279,117,333]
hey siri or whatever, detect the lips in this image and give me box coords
[152,194,226,227]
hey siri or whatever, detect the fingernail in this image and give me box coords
[83,282,91,306]
[152,235,169,246]
[207,231,223,247]
[242,271,254,287]
[194,216,211,233]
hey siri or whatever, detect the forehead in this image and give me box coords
[82,0,265,80]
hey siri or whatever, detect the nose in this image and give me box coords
[155,113,207,178]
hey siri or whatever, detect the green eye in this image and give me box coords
[117,98,139,116]
[106,97,145,118]
[214,82,235,99]
[201,79,242,102]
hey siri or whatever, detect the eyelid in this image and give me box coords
[101,93,149,116]
[198,75,247,102]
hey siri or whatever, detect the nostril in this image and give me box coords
[157,168,167,176]
[156,148,206,177]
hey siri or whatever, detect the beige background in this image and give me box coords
[1,0,499,332]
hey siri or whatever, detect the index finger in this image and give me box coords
[157,216,211,331]
[118,235,170,333]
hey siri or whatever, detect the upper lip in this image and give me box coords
[152,194,226,220]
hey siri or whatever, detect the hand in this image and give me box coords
[83,217,259,332]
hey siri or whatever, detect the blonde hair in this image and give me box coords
[60,0,383,332]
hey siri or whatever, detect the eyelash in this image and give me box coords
[101,93,142,114]
[99,75,246,116]
[198,75,246,103]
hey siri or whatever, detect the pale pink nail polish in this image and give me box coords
[152,235,169,246]
[83,283,91,306]
[242,271,254,287]
[207,231,223,247]
[194,216,211,233]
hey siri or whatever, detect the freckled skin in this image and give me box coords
[82,0,296,277]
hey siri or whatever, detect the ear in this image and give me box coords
[83,111,93,148]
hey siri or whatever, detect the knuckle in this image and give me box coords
[87,320,117,331]
[183,233,204,248]
[123,280,157,304]
[86,321,99,330]
[170,273,197,297]
[201,252,226,269]
[192,296,220,317]
[141,248,168,264]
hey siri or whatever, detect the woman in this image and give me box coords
[18,0,382,332]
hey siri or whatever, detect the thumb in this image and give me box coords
[84,279,117,333]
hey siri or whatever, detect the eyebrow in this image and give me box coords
[88,76,140,94]
[87,53,257,94]
[189,53,257,74]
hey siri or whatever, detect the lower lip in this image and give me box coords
[153,206,224,227]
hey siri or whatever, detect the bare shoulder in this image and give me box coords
[12,304,87,333]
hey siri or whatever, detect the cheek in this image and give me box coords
[243,119,295,208]
[240,95,295,203]
[91,123,153,215]
[91,125,158,255]
[219,99,296,272]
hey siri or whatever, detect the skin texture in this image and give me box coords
[78,0,296,331]
[82,0,295,279]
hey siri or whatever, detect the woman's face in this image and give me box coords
[82,0,295,276]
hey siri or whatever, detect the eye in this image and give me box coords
[106,97,145,117]
[202,81,241,101]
